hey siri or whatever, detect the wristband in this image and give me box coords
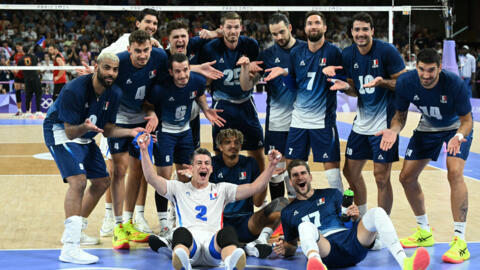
[454,133,464,141]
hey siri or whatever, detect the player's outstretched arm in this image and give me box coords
[235,149,282,201]
[363,69,406,91]
[322,65,342,77]
[264,67,288,82]
[447,112,473,156]
[137,133,168,196]
[196,94,226,127]
[191,61,224,80]
[142,101,158,133]
[103,122,145,138]
[64,119,104,140]
[375,110,407,151]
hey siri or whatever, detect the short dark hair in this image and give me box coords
[286,159,311,178]
[351,12,374,29]
[304,11,326,26]
[190,148,212,163]
[417,48,441,66]
[136,8,158,23]
[166,19,189,37]
[268,12,290,26]
[221,11,242,25]
[168,53,189,69]
[128,30,151,45]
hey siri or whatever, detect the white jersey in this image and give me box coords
[164,181,237,234]
[99,33,162,55]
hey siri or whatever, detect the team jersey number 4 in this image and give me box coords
[301,211,321,227]
[195,205,207,221]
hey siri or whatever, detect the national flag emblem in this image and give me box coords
[440,95,447,103]
[317,197,325,205]
[239,171,247,180]
[319,58,327,66]
[210,192,218,200]
[36,36,46,48]
[190,90,197,99]
[372,59,379,68]
[149,69,157,79]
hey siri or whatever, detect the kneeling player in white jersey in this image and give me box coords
[138,134,282,270]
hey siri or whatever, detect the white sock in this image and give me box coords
[123,211,133,223]
[362,208,406,267]
[105,203,113,215]
[454,222,466,240]
[135,205,145,218]
[158,212,168,227]
[298,222,322,261]
[115,215,123,225]
[415,214,430,231]
[257,227,273,244]
[64,216,83,245]
[81,217,88,231]
[325,168,344,193]
[358,204,367,217]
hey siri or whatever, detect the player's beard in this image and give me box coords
[294,182,312,198]
[277,35,291,48]
[97,69,115,88]
[307,31,324,42]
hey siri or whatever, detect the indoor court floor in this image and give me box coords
[1,97,479,269]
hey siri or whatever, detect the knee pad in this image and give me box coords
[216,226,239,249]
[264,197,289,217]
[172,227,193,248]
[298,222,320,256]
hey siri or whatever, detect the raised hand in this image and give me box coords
[83,118,104,133]
[204,108,226,127]
[322,65,343,77]
[144,113,158,133]
[375,129,398,151]
[264,67,287,82]
[75,61,93,76]
[197,60,223,80]
[363,76,383,88]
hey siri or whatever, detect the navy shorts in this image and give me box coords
[48,142,109,182]
[323,221,369,268]
[223,214,257,243]
[212,98,264,151]
[345,130,399,163]
[153,129,194,167]
[285,127,340,162]
[405,130,473,161]
[107,123,145,158]
[264,130,289,155]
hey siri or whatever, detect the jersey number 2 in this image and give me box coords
[195,205,207,221]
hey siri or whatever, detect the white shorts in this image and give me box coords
[188,229,221,267]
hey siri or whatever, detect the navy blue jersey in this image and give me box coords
[209,155,260,218]
[147,72,206,133]
[261,40,306,132]
[342,39,405,134]
[199,36,259,101]
[44,74,122,146]
[288,41,343,129]
[281,189,346,242]
[395,70,472,132]
[115,47,168,124]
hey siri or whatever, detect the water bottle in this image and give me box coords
[340,189,354,222]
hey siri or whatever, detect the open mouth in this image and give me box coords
[298,182,306,188]
[199,172,207,177]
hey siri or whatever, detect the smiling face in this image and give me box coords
[305,14,326,43]
[351,20,374,48]
[417,61,441,89]
[169,60,190,88]
[95,58,119,88]
[191,154,213,188]
[269,21,292,48]
[136,14,158,37]
[289,165,314,199]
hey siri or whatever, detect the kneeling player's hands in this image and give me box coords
[137,133,151,150]
[272,238,285,256]
[267,149,282,167]
[346,204,360,221]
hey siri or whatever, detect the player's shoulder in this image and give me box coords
[110,83,123,99]
[398,69,417,82]
[151,47,168,58]
[116,51,130,62]
[373,39,400,55]
[204,37,223,49]
[291,41,308,54]
[189,71,207,85]
[325,41,342,53]
[342,43,356,56]
[239,35,258,46]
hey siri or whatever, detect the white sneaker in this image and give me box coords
[244,241,272,258]
[35,111,45,119]
[370,233,386,250]
[100,215,115,237]
[59,244,99,264]
[158,225,172,238]
[225,248,246,270]
[134,214,153,233]
[172,248,192,270]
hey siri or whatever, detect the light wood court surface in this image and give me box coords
[0,112,479,250]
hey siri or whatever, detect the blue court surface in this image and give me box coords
[0,244,477,269]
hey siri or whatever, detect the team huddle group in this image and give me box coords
[42,7,473,270]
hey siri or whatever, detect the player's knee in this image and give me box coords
[447,169,464,182]
[67,177,87,192]
[172,227,193,249]
[92,177,111,191]
[216,226,239,249]
[264,197,289,218]
[112,165,128,179]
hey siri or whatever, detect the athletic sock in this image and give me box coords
[257,227,273,244]
[415,214,430,231]
[325,168,344,193]
[158,212,168,228]
[454,222,466,240]
[298,222,321,259]
[123,211,133,223]
[134,205,145,218]
[105,203,113,217]
[115,216,123,225]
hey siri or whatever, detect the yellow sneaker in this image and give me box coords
[403,247,430,270]
[442,236,470,263]
[400,227,434,248]
[123,219,150,242]
[112,224,130,250]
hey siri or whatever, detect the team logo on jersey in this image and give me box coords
[317,197,325,206]
[346,147,353,155]
[79,163,84,170]
[354,63,359,69]
[440,95,447,103]
[293,210,299,216]
[84,103,89,108]
[413,95,420,101]
[103,101,109,111]
[189,54,195,61]
[319,58,327,66]
[126,78,132,84]
[372,59,379,68]
[377,154,384,160]
[186,191,191,196]
[323,153,329,159]
[210,192,218,200]
[217,172,224,178]
[406,148,413,157]
[239,171,247,180]
[168,97,175,102]
[190,91,197,99]
[114,143,119,150]
[300,60,306,66]
[219,58,224,63]
[274,57,280,63]
[149,69,157,79]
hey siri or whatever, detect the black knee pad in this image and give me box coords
[264,197,289,217]
[171,227,193,248]
[216,226,239,248]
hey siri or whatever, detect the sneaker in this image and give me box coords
[100,215,115,237]
[272,223,284,237]
[123,219,150,242]
[167,204,177,229]
[134,214,153,233]
[14,111,22,117]
[225,248,246,270]
[158,225,172,239]
[172,248,192,270]
[59,244,99,264]
[441,236,470,263]
[400,227,434,248]
[306,256,327,270]
[244,241,272,258]
[370,233,386,250]
[25,112,35,119]
[35,111,45,119]
[112,224,130,250]
[148,234,172,252]
[403,247,430,270]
